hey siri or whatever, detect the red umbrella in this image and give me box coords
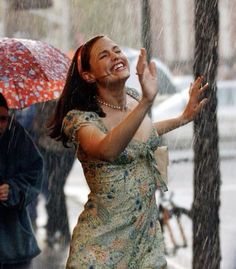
[0,37,71,109]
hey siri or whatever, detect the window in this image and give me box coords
[9,0,53,10]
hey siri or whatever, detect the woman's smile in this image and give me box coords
[111,62,126,72]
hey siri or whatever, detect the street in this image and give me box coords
[32,144,236,269]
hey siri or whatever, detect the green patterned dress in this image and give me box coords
[62,89,168,269]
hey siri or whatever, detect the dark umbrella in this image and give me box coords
[0,37,70,109]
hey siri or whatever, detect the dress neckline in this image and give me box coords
[97,87,155,145]
[98,116,156,145]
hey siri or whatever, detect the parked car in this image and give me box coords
[122,47,177,104]
[152,80,236,149]
[173,75,193,92]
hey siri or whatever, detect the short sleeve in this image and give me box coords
[126,87,141,102]
[62,110,101,143]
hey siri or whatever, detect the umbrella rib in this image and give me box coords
[13,78,26,109]
[16,40,51,81]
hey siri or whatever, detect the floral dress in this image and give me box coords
[62,89,168,269]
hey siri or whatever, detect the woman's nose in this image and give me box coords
[110,51,118,61]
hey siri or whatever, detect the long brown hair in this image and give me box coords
[48,35,105,145]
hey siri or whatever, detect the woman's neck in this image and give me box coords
[97,85,127,109]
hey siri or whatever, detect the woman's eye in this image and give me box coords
[99,54,107,59]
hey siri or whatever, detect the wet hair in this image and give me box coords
[0,93,9,110]
[48,35,105,145]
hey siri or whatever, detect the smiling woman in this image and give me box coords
[48,35,208,269]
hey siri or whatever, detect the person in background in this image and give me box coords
[48,35,208,268]
[14,105,38,229]
[0,93,43,269]
[33,100,75,247]
[15,101,75,247]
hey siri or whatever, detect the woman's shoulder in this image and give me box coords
[64,109,100,123]
[62,110,102,143]
[126,87,141,101]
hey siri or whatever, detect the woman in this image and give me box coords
[49,35,208,269]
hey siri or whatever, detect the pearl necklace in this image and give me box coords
[97,98,127,111]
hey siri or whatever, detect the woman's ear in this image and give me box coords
[82,72,95,83]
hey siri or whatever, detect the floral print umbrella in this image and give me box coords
[0,37,71,109]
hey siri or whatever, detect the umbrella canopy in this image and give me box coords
[0,37,71,109]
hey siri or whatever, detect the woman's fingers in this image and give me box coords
[149,61,157,77]
[199,82,209,94]
[191,76,202,89]
[199,98,208,108]
[195,76,204,88]
[194,98,208,116]
[136,48,146,76]
[136,48,157,81]
[183,76,209,121]
[188,83,193,94]
[189,76,209,100]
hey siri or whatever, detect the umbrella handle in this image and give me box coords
[8,114,15,130]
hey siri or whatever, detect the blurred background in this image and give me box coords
[1,0,236,78]
[0,1,236,269]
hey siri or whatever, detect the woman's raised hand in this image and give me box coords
[136,48,158,104]
[181,76,208,123]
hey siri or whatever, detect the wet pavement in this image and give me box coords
[31,144,236,269]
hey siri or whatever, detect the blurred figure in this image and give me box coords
[15,101,76,247]
[0,93,43,268]
[33,100,76,247]
[14,105,38,229]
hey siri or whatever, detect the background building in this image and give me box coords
[0,0,236,79]
[151,0,236,78]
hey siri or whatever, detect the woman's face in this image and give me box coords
[88,37,130,83]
